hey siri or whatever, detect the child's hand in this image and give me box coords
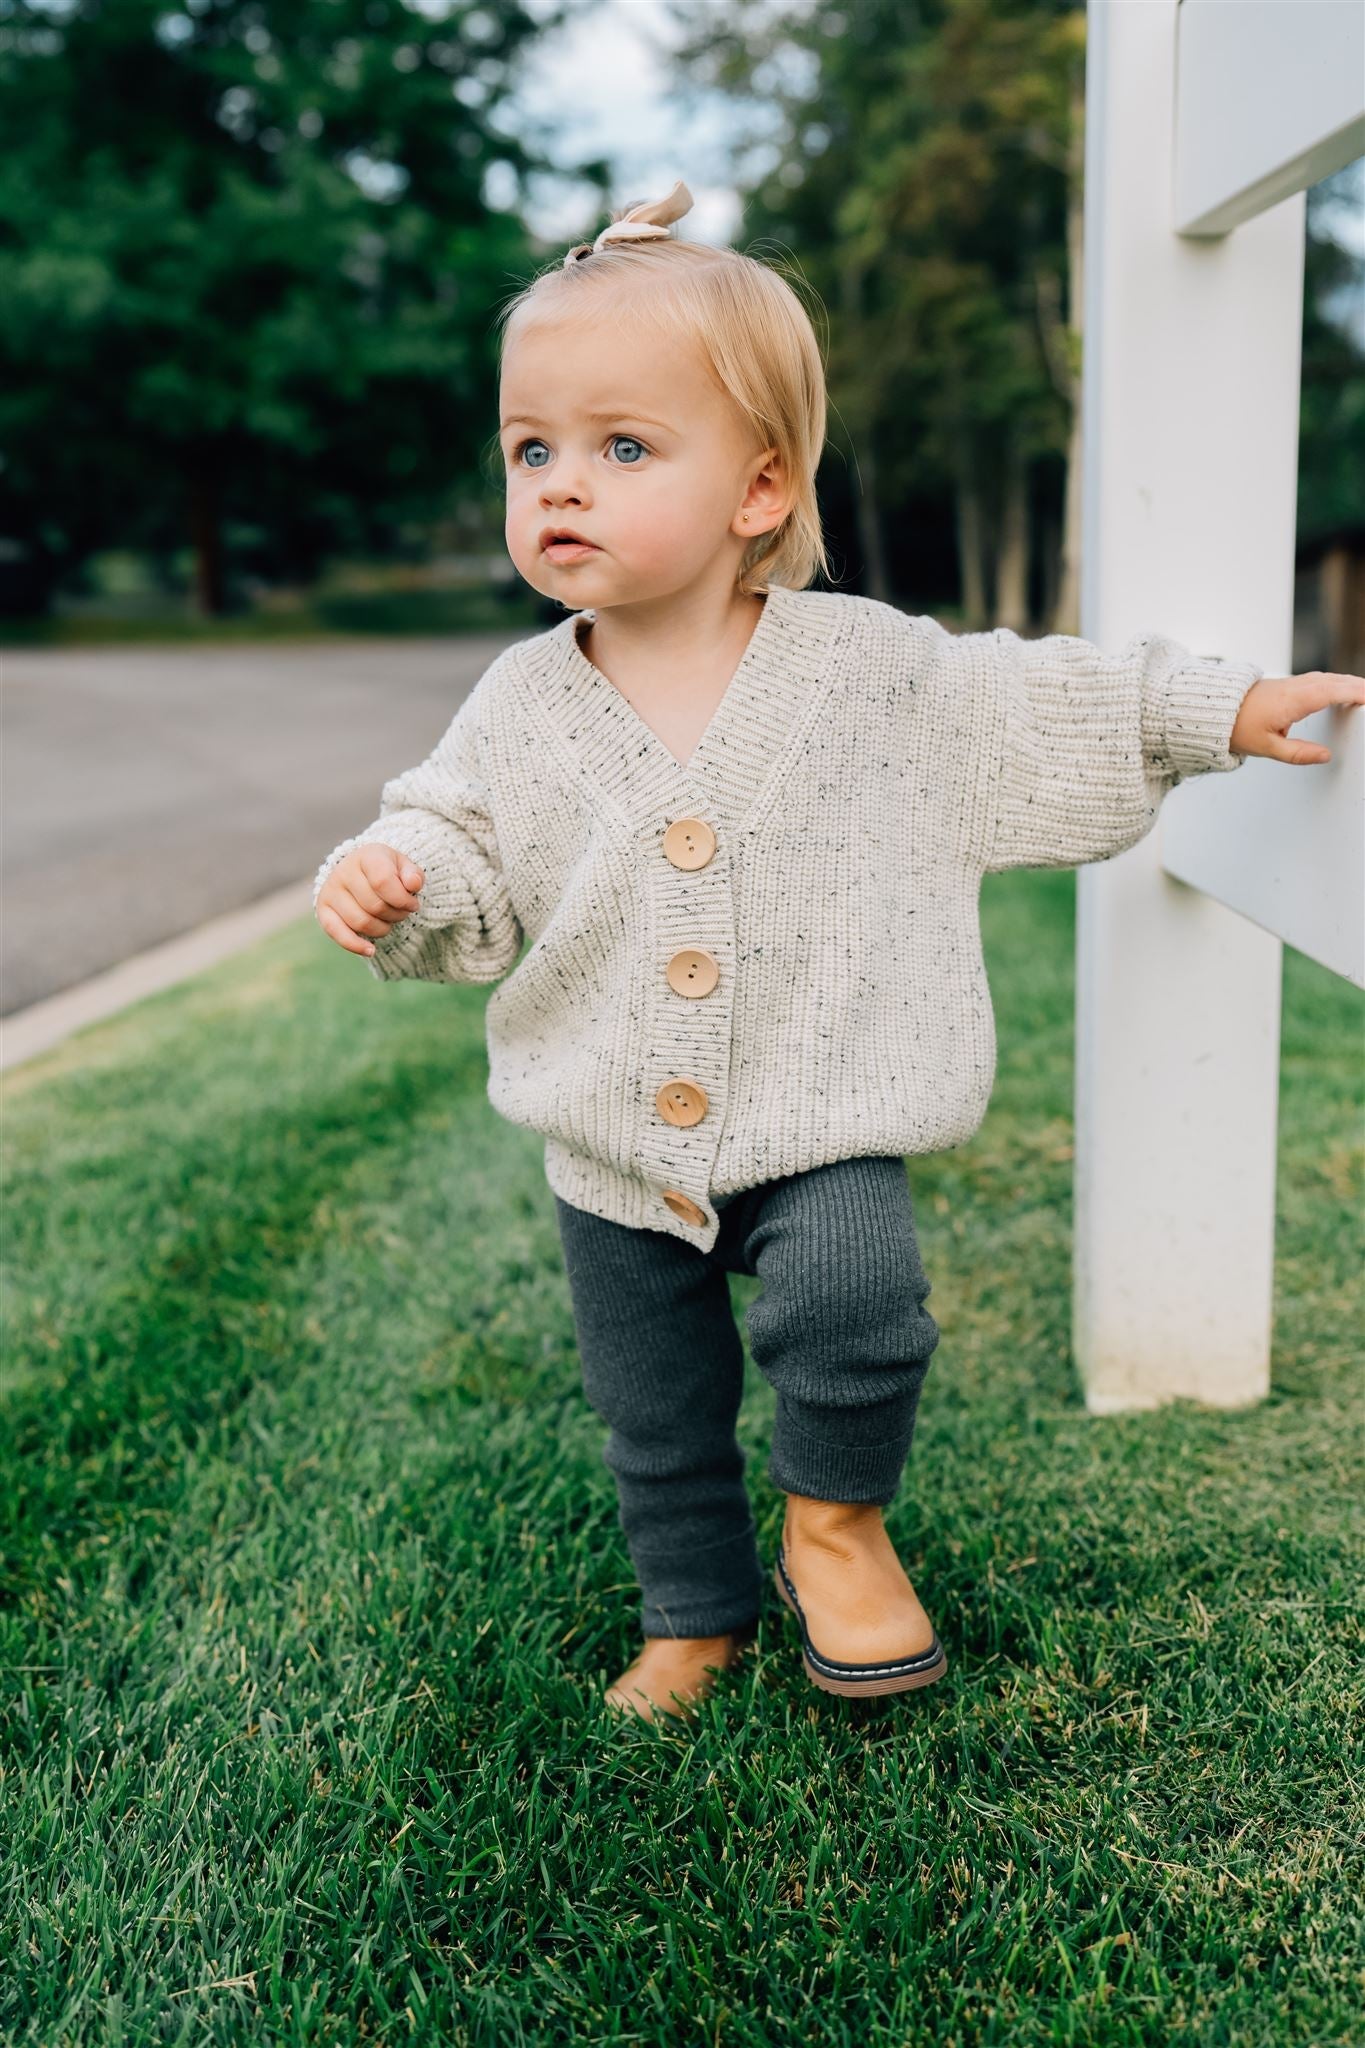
[1229,671,1365,764]
[316,843,426,958]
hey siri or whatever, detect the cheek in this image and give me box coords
[615,474,711,558]
[503,492,542,575]
[505,477,541,539]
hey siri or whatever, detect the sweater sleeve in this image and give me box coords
[975,625,1263,874]
[312,684,523,985]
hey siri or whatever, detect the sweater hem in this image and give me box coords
[544,1137,723,1252]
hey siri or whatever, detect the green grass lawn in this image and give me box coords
[2,868,1361,2047]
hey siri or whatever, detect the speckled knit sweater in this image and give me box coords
[312,584,1262,1252]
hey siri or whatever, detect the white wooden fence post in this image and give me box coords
[1073,0,1364,1414]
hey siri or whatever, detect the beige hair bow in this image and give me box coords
[562,179,694,268]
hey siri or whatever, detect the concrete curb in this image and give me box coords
[1,878,317,1074]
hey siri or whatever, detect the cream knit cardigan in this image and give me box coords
[313,584,1262,1251]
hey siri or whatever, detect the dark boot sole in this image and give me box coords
[773,1544,949,1698]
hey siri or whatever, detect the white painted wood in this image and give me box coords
[1073,845,1282,1415]
[1174,0,1365,237]
[1074,0,1294,1412]
[1165,5,1365,989]
[1163,713,1365,986]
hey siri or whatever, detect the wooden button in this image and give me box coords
[661,1190,708,1227]
[665,947,719,998]
[655,1077,708,1127]
[661,817,717,871]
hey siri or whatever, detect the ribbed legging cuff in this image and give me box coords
[633,1527,765,1639]
[767,1392,918,1505]
[641,1596,764,1640]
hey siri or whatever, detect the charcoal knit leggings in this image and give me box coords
[553,1155,940,1640]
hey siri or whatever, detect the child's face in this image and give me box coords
[499,309,780,609]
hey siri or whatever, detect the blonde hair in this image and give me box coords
[493,230,834,597]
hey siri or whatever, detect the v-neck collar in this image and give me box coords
[512,581,849,833]
[568,591,777,776]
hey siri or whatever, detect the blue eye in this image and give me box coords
[509,432,651,469]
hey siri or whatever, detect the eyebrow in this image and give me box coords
[500,409,675,433]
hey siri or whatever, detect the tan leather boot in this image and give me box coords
[604,1623,757,1723]
[774,1494,947,1697]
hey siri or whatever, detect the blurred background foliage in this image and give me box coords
[0,0,584,624]
[0,0,1360,646]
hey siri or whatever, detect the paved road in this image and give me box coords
[1,631,538,1015]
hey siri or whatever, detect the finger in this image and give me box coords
[318,903,377,957]
[1296,672,1365,707]
[345,871,417,922]
[1267,734,1332,765]
[346,868,392,919]
[351,868,421,917]
[361,846,426,897]
[369,872,423,915]
[333,883,401,938]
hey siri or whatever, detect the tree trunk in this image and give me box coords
[837,252,892,603]
[852,430,892,604]
[1050,49,1086,635]
[954,435,988,630]
[1039,501,1061,633]
[189,467,227,616]
[995,437,1031,632]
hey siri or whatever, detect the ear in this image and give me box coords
[734,447,789,538]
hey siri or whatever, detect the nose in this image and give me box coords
[537,446,591,509]
[540,475,588,509]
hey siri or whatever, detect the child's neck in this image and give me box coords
[575,582,769,769]
[578,580,765,694]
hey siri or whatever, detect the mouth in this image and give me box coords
[540,527,600,562]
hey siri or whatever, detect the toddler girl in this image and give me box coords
[314,179,1363,1724]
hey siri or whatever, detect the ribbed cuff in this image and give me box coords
[1161,657,1262,779]
[641,1599,763,1640]
[768,1395,917,1506]
[364,909,449,983]
[634,1528,766,1640]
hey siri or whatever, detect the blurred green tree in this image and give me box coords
[0,0,592,614]
[668,0,1083,626]
[669,0,1363,632]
